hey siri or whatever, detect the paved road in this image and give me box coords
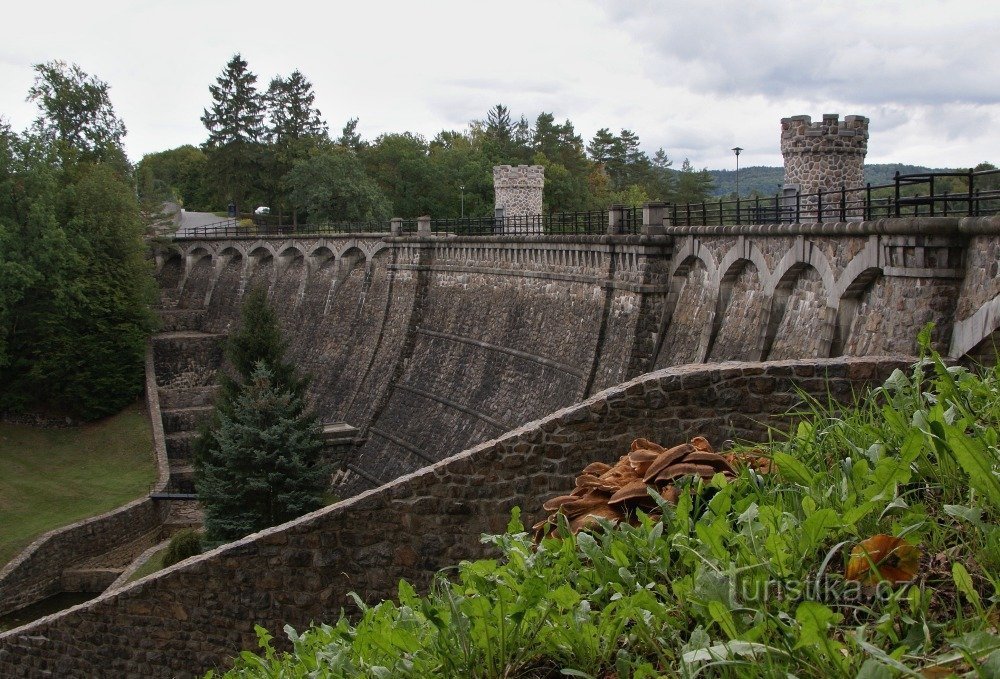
[177,209,228,236]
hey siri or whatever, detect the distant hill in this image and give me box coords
[706,163,956,198]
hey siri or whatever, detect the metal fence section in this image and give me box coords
[668,168,1000,227]
[173,169,1000,240]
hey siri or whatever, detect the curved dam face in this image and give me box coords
[153,218,1000,498]
[156,235,671,496]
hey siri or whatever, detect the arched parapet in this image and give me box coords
[765,237,837,304]
[244,245,277,296]
[950,296,1000,359]
[832,237,881,305]
[668,236,719,283]
[762,254,836,360]
[716,237,772,289]
[654,243,719,368]
[306,245,336,271]
[705,245,770,361]
[276,245,308,277]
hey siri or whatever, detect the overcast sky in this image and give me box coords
[2,0,997,170]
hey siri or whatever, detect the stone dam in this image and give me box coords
[4,212,1000,676]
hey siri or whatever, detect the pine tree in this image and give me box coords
[195,287,327,543]
[197,361,328,542]
[264,70,327,225]
[200,54,265,213]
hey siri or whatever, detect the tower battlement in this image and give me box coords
[493,165,545,190]
[780,114,869,156]
[781,114,869,197]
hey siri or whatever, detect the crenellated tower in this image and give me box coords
[781,114,869,209]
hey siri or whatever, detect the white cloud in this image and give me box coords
[0,0,996,169]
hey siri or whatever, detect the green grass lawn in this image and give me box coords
[0,402,156,568]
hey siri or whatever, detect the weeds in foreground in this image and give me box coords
[213,335,1000,678]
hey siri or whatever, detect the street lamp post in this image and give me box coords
[732,147,743,198]
[459,184,465,218]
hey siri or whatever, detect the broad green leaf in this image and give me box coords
[795,601,842,649]
[773,452,815,486]
[943,504,984,527]
[942,422,1000,510]
[799,508,840,555]
[952,562,983,612]
[707,600,738,640]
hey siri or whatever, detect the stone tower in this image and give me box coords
[780,114,869,216]
[493,165,544,218]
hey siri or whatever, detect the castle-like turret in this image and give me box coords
[493,165,544,217]
[781,114,869,199]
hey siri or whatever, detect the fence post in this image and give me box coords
[607,204,625,235]
[642,201,668,236]
[968,168,975,216]
[894,171,901,217]
[417,215,431,235]
[390,218,402,236]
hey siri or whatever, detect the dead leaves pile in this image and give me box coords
[533,436,736,542]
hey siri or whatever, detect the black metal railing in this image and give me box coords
[430,210,611,236]
[667,168,1000,227]
[176,220,392,239]
[174,169,999,240]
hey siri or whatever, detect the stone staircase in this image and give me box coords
[151,309,226,495]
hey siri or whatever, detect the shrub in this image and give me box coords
[162,529,202,568]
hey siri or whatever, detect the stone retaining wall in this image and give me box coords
[0,347,169,617]
[0,356,910,678]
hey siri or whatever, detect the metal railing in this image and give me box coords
[173,170,999,240]
[668,168,1000,227]
[176,220,392,239]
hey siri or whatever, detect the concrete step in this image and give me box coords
[152,332,226,389]
[158,385,219,410]
[167,463,196,494]
[165,431,199,461]
[162,405,214,435]
[157,309,206,332]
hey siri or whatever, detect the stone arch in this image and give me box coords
[245,246,276,296]
[766,238,836,302]
[655,250,718,369]
[830,265,883,358]
[272,246,309,316]
[706,258,767,361]
[761,261,835,360]
[177,248,213,309]
[949,296,1000,360]
[156,252,183,291]
[203,247,245,331]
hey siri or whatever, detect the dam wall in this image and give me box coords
[149,216,1000,496]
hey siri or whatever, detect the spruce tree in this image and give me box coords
[201,53,265,212]
[195,287,327,542]
[197,361,328,542]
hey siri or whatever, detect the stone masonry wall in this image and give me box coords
[0,347,170,617]
[0,357,911,678]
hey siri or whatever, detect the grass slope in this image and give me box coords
[0,402,156,568]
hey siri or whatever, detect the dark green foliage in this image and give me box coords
[136,145,212,209]
[27,60,129,171]
[0,64,156,420]
[161,529,202,568]
[196,288,327,543]
[197,361,328,542]
[286,149,392,224]
[201,53,266,213]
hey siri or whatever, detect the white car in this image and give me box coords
[254,206,271,215]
